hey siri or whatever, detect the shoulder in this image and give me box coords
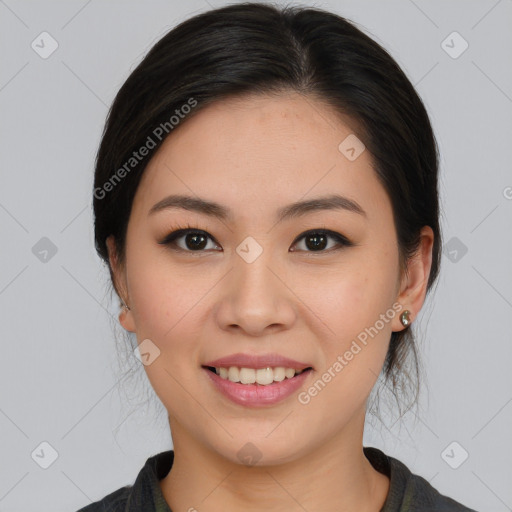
[399,469,478,512]
[364,447,479,512]
[73,450,174,512]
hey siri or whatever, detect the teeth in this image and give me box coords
[228,366,239,382]
[273,367,285,382]
[239,367,256,384]
[214,366,307,385]
[256,367,273,385]
[285,368,295,379]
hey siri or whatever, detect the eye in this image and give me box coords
[159,225,352,254]
[290,229,353,253]
[159,226,221,252]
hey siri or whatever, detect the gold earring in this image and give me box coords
[400,310,411,327]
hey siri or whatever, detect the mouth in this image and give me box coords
[203,365,313,386]
[201,353,314,406]
[202,364,313,407]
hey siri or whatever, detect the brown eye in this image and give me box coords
[160,229,220,252]
[290,229,353,253]
[159,228,352,254]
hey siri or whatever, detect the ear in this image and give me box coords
[392,226,434,332]
[106,235,136,333]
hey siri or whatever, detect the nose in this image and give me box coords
[215,250,297,337]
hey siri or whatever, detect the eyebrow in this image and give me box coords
[148,193,366,222]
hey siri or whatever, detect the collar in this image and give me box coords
[125,446,415,512]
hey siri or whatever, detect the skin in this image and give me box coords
[107,91,434,512]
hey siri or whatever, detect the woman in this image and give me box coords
[80,3,477,510]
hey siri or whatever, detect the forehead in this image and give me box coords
[158,91,362,162]
[132,92,391,224]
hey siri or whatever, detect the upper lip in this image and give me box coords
[203,353,313,370]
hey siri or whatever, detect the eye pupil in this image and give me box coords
[306,233,327,251]
[162,228,348,254]
[186,233,207,250]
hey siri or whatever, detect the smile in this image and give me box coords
[206,366,309,386]
[202,365,313,407]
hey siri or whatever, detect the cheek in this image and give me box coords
[293,261,396,432]
[303,249,398,339]
[125,251,205,417]
[125,244,216,377]
[126,243,199,338]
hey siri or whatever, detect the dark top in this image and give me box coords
[76,447,478,511]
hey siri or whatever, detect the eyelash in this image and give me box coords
[158,222,354,255]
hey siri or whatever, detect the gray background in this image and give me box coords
[1,0,511,510]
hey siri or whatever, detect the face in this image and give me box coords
[109,91,430,466]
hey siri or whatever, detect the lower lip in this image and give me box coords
[203,368,312,407]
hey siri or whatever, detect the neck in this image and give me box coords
[160,408,389,512]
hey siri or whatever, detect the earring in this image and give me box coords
[121,298,131,311]
[400,310,411,327]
